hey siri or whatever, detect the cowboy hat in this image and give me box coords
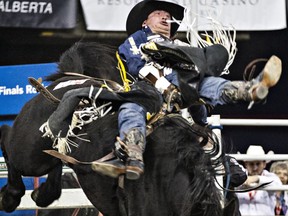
[244,145,274,163]
[126,0,185,36]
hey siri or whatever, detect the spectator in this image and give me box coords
[236,145,282,216]
[270,161,288,215]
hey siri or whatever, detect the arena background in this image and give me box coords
[0,1,287,158]
[0,1,287,215]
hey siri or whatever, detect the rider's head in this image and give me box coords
[126,0,184,38]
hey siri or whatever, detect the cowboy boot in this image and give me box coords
[221,55,282,108]
[91,128,145,180]
[91,157,127,178]
[90,136,128,178]
[124,128,145,180]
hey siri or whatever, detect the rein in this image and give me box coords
[214,175,272,193]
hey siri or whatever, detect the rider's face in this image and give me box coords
[142,10,171,38]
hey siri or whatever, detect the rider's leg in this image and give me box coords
[221,56,281,106]
[40,87,92,139]
[198,55,282,108]
[117,102,146,180]
[91,102,146,180]
[141,41,281,105]
[141,40,229,77]
[187,56,281,125]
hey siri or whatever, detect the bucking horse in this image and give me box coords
[0,41,228,215]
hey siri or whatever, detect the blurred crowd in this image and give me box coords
[234,145,288,216]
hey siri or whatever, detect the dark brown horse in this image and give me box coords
[0,42,224,216]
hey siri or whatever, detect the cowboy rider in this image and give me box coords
[91,0,281,179]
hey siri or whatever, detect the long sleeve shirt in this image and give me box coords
[118,27,151,78]
[118,26,179,85]
[236,170,282,216]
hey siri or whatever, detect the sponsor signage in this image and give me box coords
[0,63,57,115]
[80,0,286,31]
[0,0,78,28]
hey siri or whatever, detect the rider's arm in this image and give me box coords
[118,30,148,78]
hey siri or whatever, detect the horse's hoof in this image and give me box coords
[0,193,21,213]
[31,189,39,203]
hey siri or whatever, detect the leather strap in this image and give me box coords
[29,77,60,104]
[43,150,115,164]
[63,72,124,92]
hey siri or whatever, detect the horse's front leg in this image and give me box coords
[31,163,62,207]
[0,162,25,212]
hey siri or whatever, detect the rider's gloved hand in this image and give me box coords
[163,84,183,109]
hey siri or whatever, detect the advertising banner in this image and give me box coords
[80,0,286,31]
[0,63,56,115]
[0,0,78,28]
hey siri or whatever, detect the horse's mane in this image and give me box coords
[181,122,223,216]
[45,41,122,84]
[155,115,221,167]
[154,115,223,216]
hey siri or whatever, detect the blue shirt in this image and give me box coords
[118,27,179,86]
[118,27,151,78]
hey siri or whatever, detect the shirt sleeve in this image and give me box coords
[224,155,247,188]
[118,30,148,78]
[254,170,282,197]
[258,171,282,187]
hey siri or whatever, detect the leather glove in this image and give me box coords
[163,84,183,111]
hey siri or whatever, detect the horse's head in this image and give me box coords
[45,41,123,84]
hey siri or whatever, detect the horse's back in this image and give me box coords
[5,40,125,173]
[7,77,99,175]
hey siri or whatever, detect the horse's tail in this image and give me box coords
[45,41,122,84]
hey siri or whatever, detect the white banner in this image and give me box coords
[80,0,286,31]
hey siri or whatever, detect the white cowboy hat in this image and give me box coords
[245,145,274,163]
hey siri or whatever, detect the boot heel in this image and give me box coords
[126,169,141,180]
[126,160,144,180]
[252,85,268,101]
